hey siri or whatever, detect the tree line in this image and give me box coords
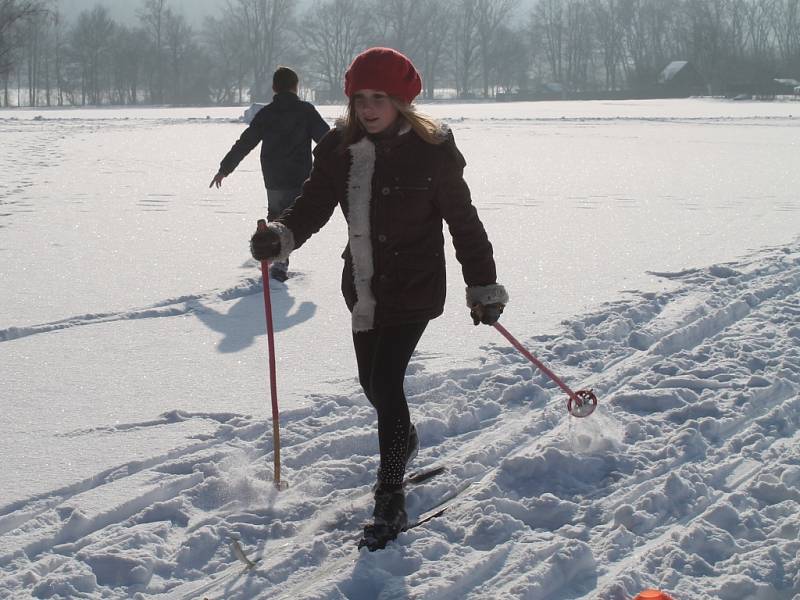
[1,0,798,108]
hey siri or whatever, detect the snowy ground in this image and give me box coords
[1,99,799,599]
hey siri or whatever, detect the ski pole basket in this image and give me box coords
[493,323,597,418]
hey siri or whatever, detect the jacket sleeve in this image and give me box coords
[433,132,499,288]
[274,131,340,253]
[218,109,265,176]
[310,107,330,143]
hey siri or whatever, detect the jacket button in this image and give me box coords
[379,274,388,281]
[378,234,387,242]
[381,186,391,196]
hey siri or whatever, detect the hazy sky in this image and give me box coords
[58,0,533,27]
[58,0,242,25]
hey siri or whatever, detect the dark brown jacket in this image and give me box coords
[273,124,503,330]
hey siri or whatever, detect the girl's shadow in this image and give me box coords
[192,282,316,353]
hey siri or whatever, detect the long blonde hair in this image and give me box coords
[339,97,447,148]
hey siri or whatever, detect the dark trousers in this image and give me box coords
[353,321,428,485]
[266,187,301,222]
[265,188,300,274]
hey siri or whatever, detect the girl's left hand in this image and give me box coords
[471,303,504,326]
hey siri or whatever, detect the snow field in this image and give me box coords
[1,240,798,599]
[2,99,799,598]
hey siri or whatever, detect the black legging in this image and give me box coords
[353,321,428,486]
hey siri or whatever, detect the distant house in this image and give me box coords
[657,61,706,97]
[774,79,800,96]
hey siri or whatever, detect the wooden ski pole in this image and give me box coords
[256,219,285,489]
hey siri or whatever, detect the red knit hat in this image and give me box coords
[344,47,422,105]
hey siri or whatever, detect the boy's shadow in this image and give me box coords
[192,283,316,353]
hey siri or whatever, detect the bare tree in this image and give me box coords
[70,5,115,105]
[452,0,480,97]
[6,0,65,107]
[743,0,776,60]
[138,0,168,103]
[674,0,726,92]
[49,1,67,106]
[475,0,518,97]
[202,12,248,104]
[1,0,42,92]
[772,0,800,73]
[592,0,625,89]
[618,0,678,88]
[564,0,594,90]
[227,0,294,102]
[110,26,148,104]
[7,0,795,107]
[164,9,194,103]
[533,0,565,83]
[414,0,454,99]
[21,5,48,105]
[371,0,416,53]
[367,0,455,100]
[492,25,531,93]
[298,0,373,101]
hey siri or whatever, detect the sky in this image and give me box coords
[55,0,535,26]
[57,0,245,25]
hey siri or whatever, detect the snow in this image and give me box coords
[1,98,799,599]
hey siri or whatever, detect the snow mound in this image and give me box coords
[1,242,799,599]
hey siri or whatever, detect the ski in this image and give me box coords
[207,468,463,599]
[230,539,258,570]
[406,464,446,484]
[359,479,475,551]
[232,464,447,566]
[406,480,474,530]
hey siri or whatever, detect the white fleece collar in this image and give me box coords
[346,137,377,332]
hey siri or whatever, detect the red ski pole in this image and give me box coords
[492,322,597,417]
[256,219,285,488]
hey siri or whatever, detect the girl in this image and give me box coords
[250,47,508,550]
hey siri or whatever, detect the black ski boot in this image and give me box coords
[358,483,408,551]
[269,260,289,282]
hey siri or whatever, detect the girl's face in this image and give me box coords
[353,89,399,134]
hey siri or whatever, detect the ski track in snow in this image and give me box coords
[0,271,302,342]
[1,241,799,599]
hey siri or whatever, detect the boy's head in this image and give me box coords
[273,67,299,93]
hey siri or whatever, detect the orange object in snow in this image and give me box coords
[634,591,674,600]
